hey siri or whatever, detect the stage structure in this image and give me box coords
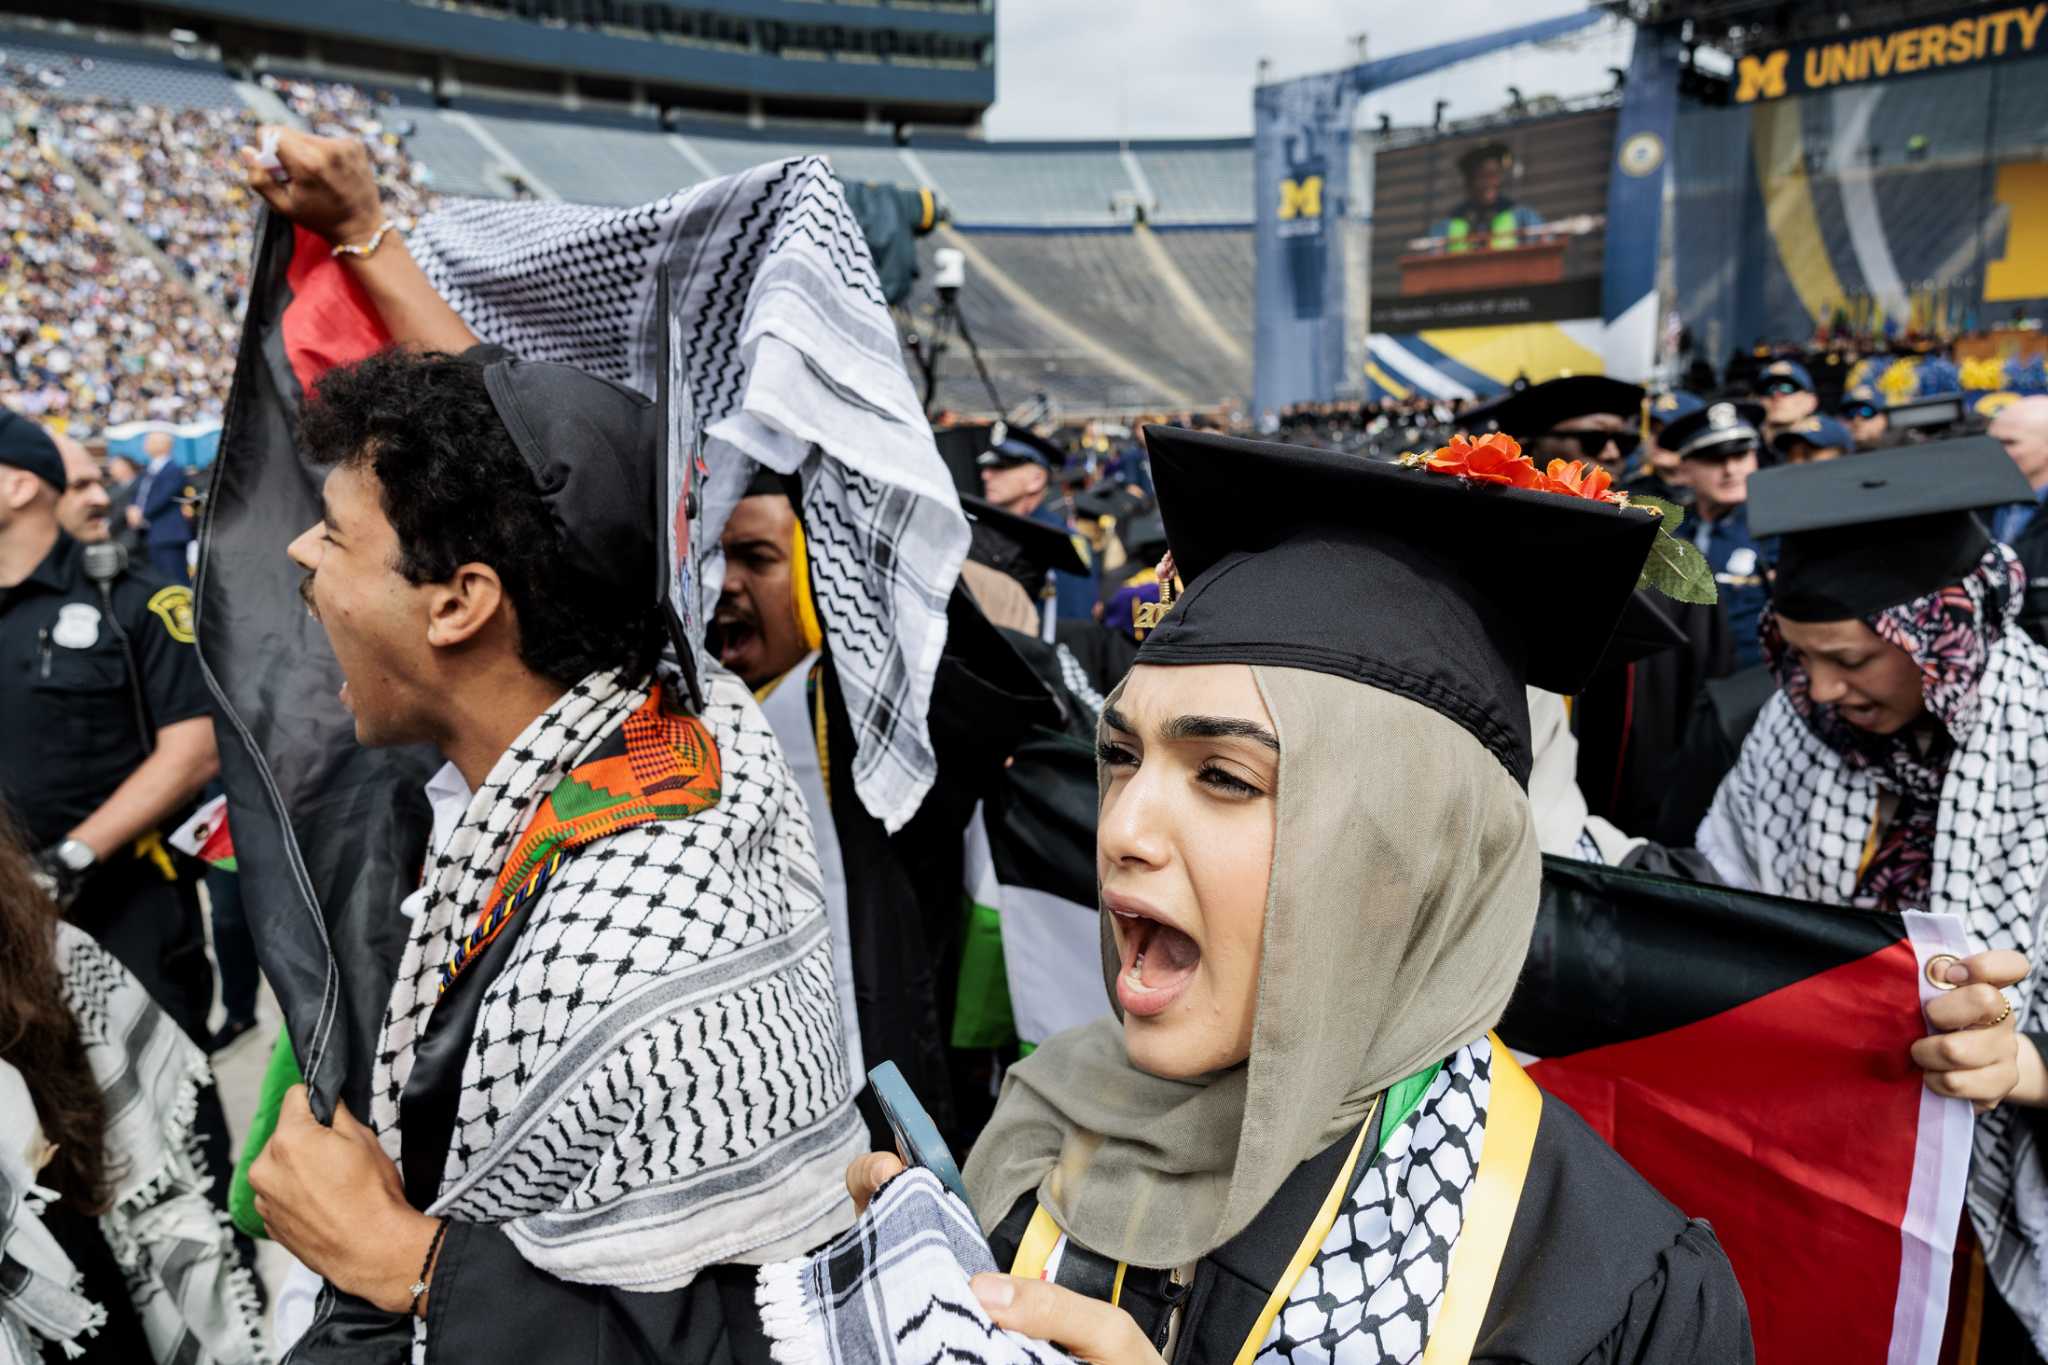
[1252,12,1681,413]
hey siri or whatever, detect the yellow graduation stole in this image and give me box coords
[1008,1035,1542,1365]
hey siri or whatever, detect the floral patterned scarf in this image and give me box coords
[1761,546,2021,911]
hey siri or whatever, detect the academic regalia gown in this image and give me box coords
[1574,598,1733,841]
[988,1096,1750,1365]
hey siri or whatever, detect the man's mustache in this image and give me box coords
[298,573,319,619]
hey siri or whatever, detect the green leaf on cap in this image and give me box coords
[1626,493,1716,604]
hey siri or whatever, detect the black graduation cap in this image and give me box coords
[482,354,659,599]
[1747,437,2034,622]
[1119,509,1169,567]
[475,276,695,706]
[1484,375,1644,440]
[931,424,992,498]
[1135,427,1661,786]
[1885,393,1967,433]
[960,493,1087,598]
[1071,481,1147,523]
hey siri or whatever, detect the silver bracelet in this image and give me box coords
[331,219,398,260]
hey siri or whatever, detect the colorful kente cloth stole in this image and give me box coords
[438,683,722,994]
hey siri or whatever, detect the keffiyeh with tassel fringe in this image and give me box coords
[409,156,967,833]
[6,927,269,1365]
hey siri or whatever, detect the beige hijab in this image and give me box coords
[962,664,1541,1269]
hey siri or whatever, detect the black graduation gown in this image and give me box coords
[1575,599,1733,842]
[823,585,1066,1152]
[987,1096,1752,1365]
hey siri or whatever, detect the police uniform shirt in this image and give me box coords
[0,533,209,847]
[1690,504,1774,671]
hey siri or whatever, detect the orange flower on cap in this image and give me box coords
[1542,458,1615,502]
[1423,433,1547,489]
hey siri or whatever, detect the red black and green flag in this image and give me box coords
[194,216,435,1120]
[1502,856,1976,1365]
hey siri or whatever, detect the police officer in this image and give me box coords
[977,426,1096,626]
[0,413,219,1040]
[1662,400,1776,671]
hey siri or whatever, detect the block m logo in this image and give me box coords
[1736,50,1789,102]
[1278,175,1323,221]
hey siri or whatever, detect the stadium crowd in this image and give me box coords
[14,41,2048,1365]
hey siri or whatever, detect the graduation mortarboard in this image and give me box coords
[1485,375,1644,440]
[1769,414,1854,457]
[1885,393,1967,433]
[1747,438,2034,622]
[1757,358,1814,393]
[474,326,704,707]
[960,493,1087,597]
[1134,427,1662,786]
[0,411,64,491]
[1661,400,1763,461]
[931,424,993,498]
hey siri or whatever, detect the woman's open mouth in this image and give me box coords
[1109,894,1200,1017]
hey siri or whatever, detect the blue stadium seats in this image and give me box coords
[914,144,1139,226]
[1152,227,1255,335]
[0,29,239,109]
[463,110,698,203]
[1132,143,1253,224]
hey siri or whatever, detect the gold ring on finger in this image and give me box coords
[1926,954,1962,990]
[1991,998,2014,1027]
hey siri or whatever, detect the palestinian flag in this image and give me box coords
[1501,856,1976,1365]
[167,792,238,871]
[195,218,434,1118]
[961,729,1102,1051]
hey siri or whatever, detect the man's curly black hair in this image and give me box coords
[298,347,666,687]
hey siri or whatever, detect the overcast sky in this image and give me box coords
[980,2,1637,141]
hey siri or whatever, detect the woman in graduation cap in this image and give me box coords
[1699,442,2048,1359]
[849,427,1752,1363]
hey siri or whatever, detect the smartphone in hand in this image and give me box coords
[867,1060,973,1214]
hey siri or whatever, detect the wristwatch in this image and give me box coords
[54,839,98,874]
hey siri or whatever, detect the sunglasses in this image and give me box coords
[1839,403,1880,420]
[1762,379,1808,397]
[1547,429,1641,459]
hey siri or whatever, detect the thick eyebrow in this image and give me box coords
[1163,714,1281,752]
[723,535,786,558]
[1102,704,1134,735]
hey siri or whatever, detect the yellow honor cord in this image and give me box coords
[790,516,825,654]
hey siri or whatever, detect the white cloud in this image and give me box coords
[980,2,1636,141]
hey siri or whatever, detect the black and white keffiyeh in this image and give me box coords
[1698,546,2048,1349]
[1,1060,104,1364]
[30,927,269,1365]
[371,667,866,1320]
[756,1039,1491,1365]
[409,157,967,833]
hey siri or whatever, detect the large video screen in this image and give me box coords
[1368,108,1616,331]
